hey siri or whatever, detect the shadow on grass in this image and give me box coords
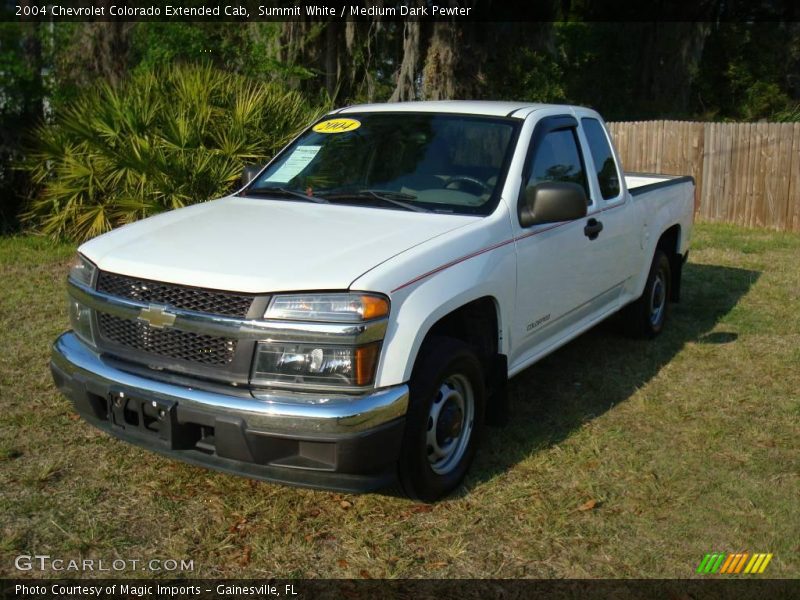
[466,261,760,490]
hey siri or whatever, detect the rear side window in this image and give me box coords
[581,118,621,200]
[527,128,589,199]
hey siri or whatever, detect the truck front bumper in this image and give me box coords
[50,332,408,493]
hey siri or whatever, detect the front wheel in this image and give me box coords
[623,249,672,338]
[397,337,486,501]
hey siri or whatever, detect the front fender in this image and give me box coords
[364,235,517,387]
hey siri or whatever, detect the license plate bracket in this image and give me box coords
[107,390,182,448]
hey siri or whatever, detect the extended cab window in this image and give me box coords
[526,128,589,200]
[581,118,621,200]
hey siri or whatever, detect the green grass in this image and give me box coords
[1,224,798,579]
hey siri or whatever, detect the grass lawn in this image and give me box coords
[0,223,798,579]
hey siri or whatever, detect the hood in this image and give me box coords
[79,196,476,293]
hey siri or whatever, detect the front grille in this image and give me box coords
[96,271,254,317]
[98,313,237,366]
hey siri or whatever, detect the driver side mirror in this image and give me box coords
[519,181,588,227]
[241,164,265,188]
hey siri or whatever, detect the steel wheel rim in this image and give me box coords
[426,373,475,475]
[649,271,666,326]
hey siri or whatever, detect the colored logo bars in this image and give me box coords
[696,553,773,574]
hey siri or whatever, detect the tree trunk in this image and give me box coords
[70,21,132,86]
[390,21,421,101]
[19,4,43,122]
[421,22,458,100]
[324,21,340,99]
[636,22,711,117]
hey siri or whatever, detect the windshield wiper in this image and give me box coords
[320,189,429,213]
[361,189,418,201]
[240,186,328,204]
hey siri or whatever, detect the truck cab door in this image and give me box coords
[576,116,641,301]
[510,115,623,370]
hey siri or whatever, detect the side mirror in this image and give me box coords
[241,164,265,187]
[519,181,588,227]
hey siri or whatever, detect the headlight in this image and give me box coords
[265,293,389,322]
[259,293,388,390]
[251,341,381,389]
[68,253,96,287]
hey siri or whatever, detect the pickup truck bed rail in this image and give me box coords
[625,173,696,196]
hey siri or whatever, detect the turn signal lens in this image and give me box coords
[354,343,381,386]
[68,253,96,287]
[361,295,389,320]
[68,298,95,347]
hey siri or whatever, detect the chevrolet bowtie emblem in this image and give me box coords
[138,305,177,329]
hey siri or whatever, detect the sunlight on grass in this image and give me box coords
[0,223,797,578]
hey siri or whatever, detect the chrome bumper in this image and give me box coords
[51,332,408,435]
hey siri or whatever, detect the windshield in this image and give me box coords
[244,112,520,215]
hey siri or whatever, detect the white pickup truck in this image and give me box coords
[51,101,694,500]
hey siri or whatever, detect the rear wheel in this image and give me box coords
[623,249,671,338]
[397,337,485,501]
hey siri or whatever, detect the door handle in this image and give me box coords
[584,218,603,240]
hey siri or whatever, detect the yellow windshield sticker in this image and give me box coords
[312,118,361,134]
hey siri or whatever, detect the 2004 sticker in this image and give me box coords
[312,118,361,133]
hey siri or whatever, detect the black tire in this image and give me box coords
[397,336,486,501]
[623,249,672,339]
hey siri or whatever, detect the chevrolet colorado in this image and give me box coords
[51,101,694,500]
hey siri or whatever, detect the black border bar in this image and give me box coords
[3,579,800,600]
[5,0,799,23]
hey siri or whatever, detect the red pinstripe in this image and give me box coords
[390,201,626,294]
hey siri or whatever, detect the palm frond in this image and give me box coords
[22,64,324,241]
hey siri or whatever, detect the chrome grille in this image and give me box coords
[98,313,237,366]
[96,271,254,317]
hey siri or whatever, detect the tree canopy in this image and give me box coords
[1,16,798,231]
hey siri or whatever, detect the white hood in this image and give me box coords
[79,196,476,293]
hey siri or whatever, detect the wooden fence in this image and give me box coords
[607,120,800,232]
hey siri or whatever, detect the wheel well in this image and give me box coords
[425,297,499,361]
[421,297,508,426]
[656,224,683,302]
